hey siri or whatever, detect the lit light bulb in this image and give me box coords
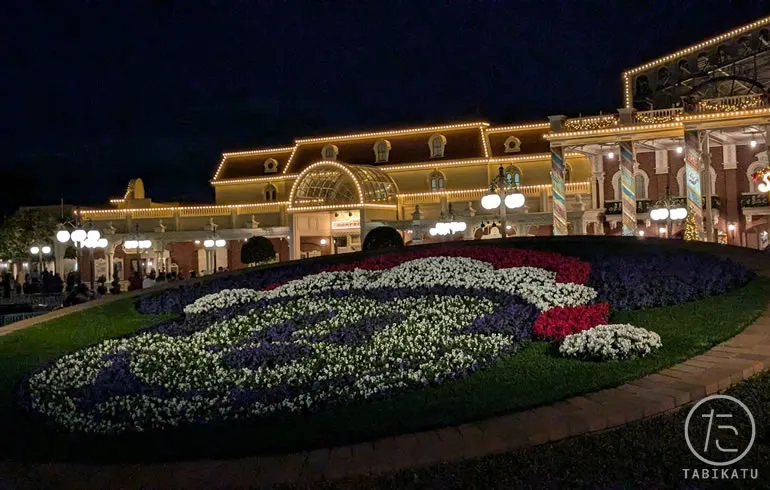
[638,230,645,237]
[750,139,757,148]
[56,230,71,243]
[676,146,683,154]
[481,193,501,210]
[204,239,215,248]
[30,246,40,255]
[41,246,51,254]
[607,152,615,159]
[320,239,328,245]
[215,239,226,248]
[659,227,666,234]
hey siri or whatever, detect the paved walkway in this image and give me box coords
[1,240,769,489]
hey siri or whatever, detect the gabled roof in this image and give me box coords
[485,123,550,158]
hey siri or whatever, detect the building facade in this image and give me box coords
[72,16,770,283]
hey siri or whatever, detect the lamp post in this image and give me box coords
[29,245,52,274]
[56,223,107,289]
[429,204,468,238]
[650,185,688,238]
[204,237,226,273]
[481,165,525,238]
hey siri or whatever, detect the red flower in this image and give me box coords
[532,303,610,341]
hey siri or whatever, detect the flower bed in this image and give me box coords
[23,251,604,434]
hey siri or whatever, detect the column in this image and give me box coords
[590,154,604,209]
[619,139,637,236]
[550,144,568,235]
[723,144,739,245]
[288,214,298,261]
[701,132,714,242]
[684,129,704,239]
[359,208,367,245]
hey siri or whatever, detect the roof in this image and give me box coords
[485,125,550,158]
[213,146,295,181]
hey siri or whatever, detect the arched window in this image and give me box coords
[373,139,391,163]
[612,169,649,200]
[429,171,445,191]
[428,134,446,158]
[322,144,339,160]
[564,163,572,183]
[747,154,769,193]
[676,166,717,197]
[264,184,278,201]
[504,165,522,187]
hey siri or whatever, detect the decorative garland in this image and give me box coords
[751,167,770,193]
[698,96,764,113]
[563,116,619,132]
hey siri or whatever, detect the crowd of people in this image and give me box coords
[1,270,65,299]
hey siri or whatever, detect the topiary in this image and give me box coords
[241,236,275,265]
[362,226,404,251]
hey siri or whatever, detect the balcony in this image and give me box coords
[691,94,768,114]
[634,108,682,124]
[740,193,769,208]
[562,115,619,132]
[604,196,720,215]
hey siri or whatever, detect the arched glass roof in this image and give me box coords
[289,161,398,208]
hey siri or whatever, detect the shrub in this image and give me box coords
[559,324,662,361]
[241,236,275,265]
[363,226,403,251]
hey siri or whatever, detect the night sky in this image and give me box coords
[2,0,769,216]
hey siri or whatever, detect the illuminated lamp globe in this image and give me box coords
[124,240,138,249]
[204,239,215,248]
[215,239,226,248]
[83,239,95,249]
[87,230,101,242]
[140,240,152,249]
[41,246,51,254]
[320,238,328,245]
[504,192,526,209]
[30,246,40,255]
[649,208,669,221]
[97,238,108,248]
[56,230,71,243]
[71,229,87,243]
[428,228,438,236]
[670,207,688,220]
[481,193,501,210]
[453,221,467,232]
[676,146,683,154]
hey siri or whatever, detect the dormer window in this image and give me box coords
[264,184,278,201]
[428,134,446,158]
[373,139,391,163]
[503,136,522,153]
[264,158,279,174]
[429,170,445,191]
[322,144,339,160]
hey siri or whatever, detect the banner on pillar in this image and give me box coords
[619,140,637,236]
[550,145,568,235]
[684,130,704,238]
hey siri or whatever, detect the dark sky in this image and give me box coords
[2,0,769,215]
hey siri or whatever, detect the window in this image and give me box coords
[428,134,446,158]
[429,171,445,191]
[504,166,522,187]
[564,163,572,183]
[634,174,646,199]
[676,166,717,196]
[264,158,278,174]
[322,144,339,160]
[373,139,391,163]
[612,169,649,200]
[264,184,278,201]
[503,136,521,153]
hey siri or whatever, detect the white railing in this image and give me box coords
[696,94,767,113]
[0,311,47,327]
[634,107,683,123]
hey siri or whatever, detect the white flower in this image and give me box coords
[559,324,662,361]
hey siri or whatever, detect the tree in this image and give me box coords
[0,208,59,260]
[241,236,276,265]
[683,212,699,241]
[363,226,404,251]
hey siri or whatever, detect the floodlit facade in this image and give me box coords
[71,16,770,284]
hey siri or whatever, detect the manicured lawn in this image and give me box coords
[1,276,767,463]
[302,369,770,489]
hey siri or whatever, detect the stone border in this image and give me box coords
[1,239,768,488]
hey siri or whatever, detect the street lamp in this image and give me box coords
[728,223,736,242]
[481,165,525,238]
[29,245,52,273]
[649,185,688,238]
[204,237,227,272]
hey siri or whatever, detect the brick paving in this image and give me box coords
[1,241,770,489]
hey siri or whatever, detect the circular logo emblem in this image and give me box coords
[684,394,755,467]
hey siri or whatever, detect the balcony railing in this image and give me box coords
[604,196,720,215]
[563,115,619,132]
[740,193,769,208]
[634,108,682,124]
[693,94,768,114]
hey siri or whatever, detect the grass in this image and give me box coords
[297,369,770,490]
[0,277,768,463]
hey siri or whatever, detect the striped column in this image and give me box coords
[619,140,636,236]
[550,145,568,235]
[684,130,703,239]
